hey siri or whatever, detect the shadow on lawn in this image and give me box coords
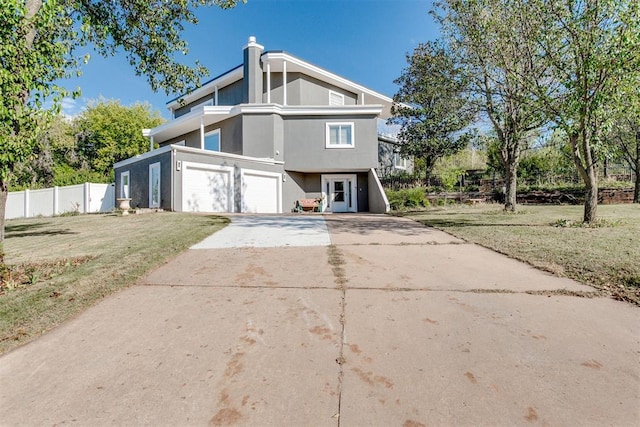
[5,222,78,238]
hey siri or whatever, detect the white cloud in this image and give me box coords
[61,97,80,118]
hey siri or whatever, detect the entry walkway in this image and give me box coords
[0,214,638,426]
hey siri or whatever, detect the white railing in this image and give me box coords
[5,183,115,220]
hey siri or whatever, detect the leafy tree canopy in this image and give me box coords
[75,99,164,177]
[391,40,474,185]
[0,0,242,242]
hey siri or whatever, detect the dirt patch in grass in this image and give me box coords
[1,256,94,294]
[0,212,228,354]
[402,204,640,306]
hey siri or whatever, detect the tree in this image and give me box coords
[75,100,164,178]
[434,0,547,212]
[12,114,74,190]
[524,0,640,222]
[391,41,474,186]
[610,81,640,203]
[0,0,242,244]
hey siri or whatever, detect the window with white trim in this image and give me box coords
[204,129,220,151]
[394,153,407,169]
[329,90,345,106]
[326,123,354,148]
[120,171,130,198]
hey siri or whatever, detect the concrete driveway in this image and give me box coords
[1,214,638,426]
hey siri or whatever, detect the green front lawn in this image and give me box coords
[0,212,228,354]
[401,204,640,305]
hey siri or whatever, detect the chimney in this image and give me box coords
[243,36,264,104]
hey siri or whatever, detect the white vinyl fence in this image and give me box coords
[5,183,115,220]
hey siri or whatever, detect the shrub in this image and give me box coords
[386,187,429,210]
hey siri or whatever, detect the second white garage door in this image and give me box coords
[241,169,282,213]
[182,163,234,213]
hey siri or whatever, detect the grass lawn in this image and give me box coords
[401,204,640,305]
[0,212,228,354]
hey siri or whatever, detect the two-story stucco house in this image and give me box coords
[114,37,395,214]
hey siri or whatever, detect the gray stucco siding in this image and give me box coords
[206,116,243,155]
[297,74,358,106]
[114,151,172,210]
[282,171,307,212]
[241,114,283,160]
[159,116,243,154]
[262,72,284,104]
[173,94,214,118]
[219,79,244,106]
[162,130,199,148]
[282,115,378,172]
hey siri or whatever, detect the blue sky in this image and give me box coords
[62,0,439,118]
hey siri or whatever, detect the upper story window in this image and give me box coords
[394,153,407,169]
[326,123,354,149]
[329,90,345,106]
[204,129,220,151]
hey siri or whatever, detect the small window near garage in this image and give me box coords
[326,123,354,148]
[394,153,407,170]
[120,171,130,199]
[329,90,345,106]
[204,129,221,152]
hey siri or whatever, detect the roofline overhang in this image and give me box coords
[261,51,393,105]
[378,134,399,144]
[114,143,284,169]
[165,66,243,110]
[145,104,384,143]
[165,50,398,113]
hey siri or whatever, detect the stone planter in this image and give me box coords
[116,198,132,215]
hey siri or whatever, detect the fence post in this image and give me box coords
[83,182,90,213]
[53,186,59,216]
[24,189,30,218]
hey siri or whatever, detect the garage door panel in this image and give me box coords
[241,170,281,214]
[182,164,234,213]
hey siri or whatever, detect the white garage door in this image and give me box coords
[241,169,281,213]
[182,163,234,213]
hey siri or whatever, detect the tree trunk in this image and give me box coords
[568,131,598,223]
[504,160,518,212]
[583,161,598,223]
[0,180,7,243]
[633,170,639,203]
[635,132,640,204]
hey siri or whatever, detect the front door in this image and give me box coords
[322,174,357,213]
